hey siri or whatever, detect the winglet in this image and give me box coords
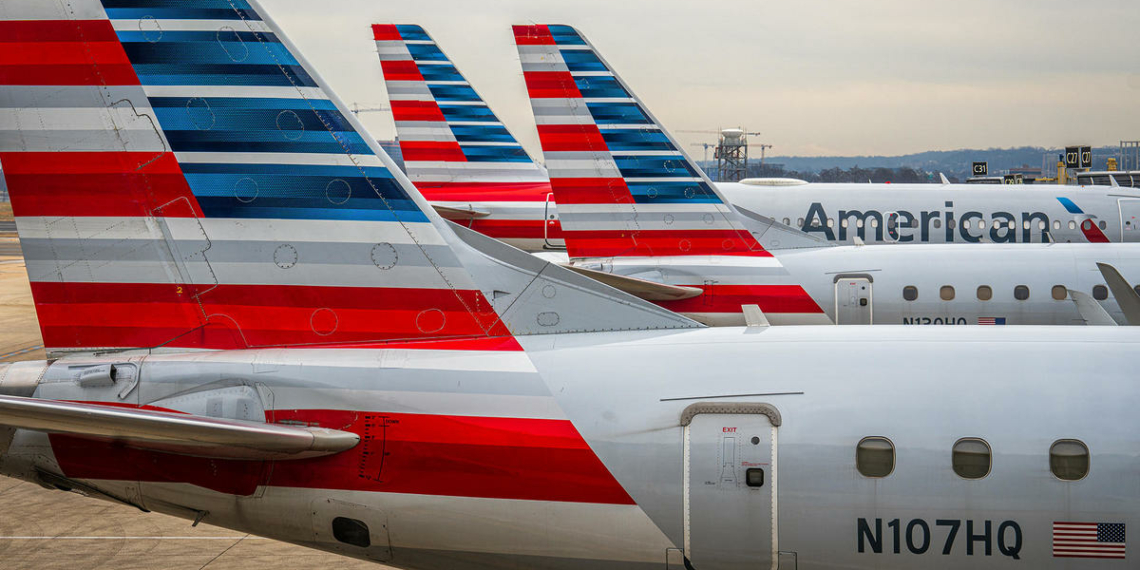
[1067,289,1119,326]
[1096,262,1140,325]
[742,304,770,328]
[939,173,950,185]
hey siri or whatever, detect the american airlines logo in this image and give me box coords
[800,202,1052,243]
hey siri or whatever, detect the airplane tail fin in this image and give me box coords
[513,25,767,260]
[372,25,549,194]
[0,2,696,356]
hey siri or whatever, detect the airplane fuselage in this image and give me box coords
[582,243,1140,326]
[718,182,1140,245]
[428,183,1140,252]
[2,325,1136,569]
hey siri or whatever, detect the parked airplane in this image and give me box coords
[374,24,1138,252]
[1,6,1138,570]
[514,24,1140,326]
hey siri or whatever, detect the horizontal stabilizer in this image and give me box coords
[1067,289,1118,326]
[1097,262,1140,325]
[0,395,359,460]
[433,204,492,220]
[561,265,703,301]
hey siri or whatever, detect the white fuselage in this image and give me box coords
[716,182,1140,245]
[590,242,1140,326]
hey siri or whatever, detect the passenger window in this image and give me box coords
[1014,285,1030,301]
[903,286,918,301]
[940,286,955,301]
[1038,221,1047,231]
[1053,220,1061,230]
[952,438,992,479]
[332,517,371,547]
[1051,285,1067,301]
[948,219,956,230]
[976,285,992,301]
[856,437,894,478]
[797,218,804,227]
[827,218,834,228]
[1050,440,1089,481]
[992,219,1001,229]
[782,218,790,226]
[841,219,849,228]
[1068,221,1077,230]
[910,218,918,229]
[1099,221,1107,230]
[933,219,942,229]
[1092,285,1108,301]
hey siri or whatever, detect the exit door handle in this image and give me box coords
[746,468,765,487]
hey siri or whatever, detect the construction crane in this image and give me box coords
[349,102,389,115]
[690,142,715,164]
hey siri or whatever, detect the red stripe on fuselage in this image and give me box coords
[51,410,634,504]
[1080,219,1110,243]
[466,219,563,240]
[1,152,202,218]
[29,282,510,350]
[658,284,824,315]
[416,181,553,202]
[563,229,770,258]
[523,71,582,99]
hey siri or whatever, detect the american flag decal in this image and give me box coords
[1053,522,1126,559]
[977,317,1007,325]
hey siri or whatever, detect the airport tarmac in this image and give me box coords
[0,240,389,569]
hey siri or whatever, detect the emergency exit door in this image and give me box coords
[683,404,778,570]
[1119,199,1140,242]
[835,277,872,324]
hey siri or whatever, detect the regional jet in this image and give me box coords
[0,5,1136,570]
[374,24,1139,252]
[514,24,1140,326]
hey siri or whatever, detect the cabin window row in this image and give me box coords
[856,437,1089,481]
[902,284,1119,302]
[787,217,1108,232]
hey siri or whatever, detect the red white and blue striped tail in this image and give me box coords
[0,2,696,356]
[372,24,547,191]
[513,24,768,261]
[373,24,562,251]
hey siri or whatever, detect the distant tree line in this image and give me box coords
[738,163,952,184]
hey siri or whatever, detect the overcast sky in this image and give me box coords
[267,0,1140,157]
